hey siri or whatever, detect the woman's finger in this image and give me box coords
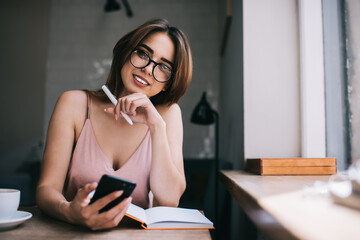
[113,201,130,223]
[118,93,145,109]
[91,197,132,230]
[112,99,120,120]
[101,197,132,220]
[84,183,98,204]
[120,95,150,115]
[87,190,123,212]
[124,98,133,113]
[129,98,151,115]
[75,183,97,206]
[119,97,125,113]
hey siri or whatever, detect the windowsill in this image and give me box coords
[220,170,360,240]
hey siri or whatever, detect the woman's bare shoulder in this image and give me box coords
[156,103,182,121]
[54,90,88,119]
[156,103,180,114]
[58,90,87,103]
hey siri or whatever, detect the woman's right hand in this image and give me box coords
[67,183,132,230]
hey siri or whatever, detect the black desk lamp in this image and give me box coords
[104,0,120,12]
[104,0,133,17]
[190,92,219,230]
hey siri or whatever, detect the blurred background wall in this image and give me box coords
[0,0,49,173]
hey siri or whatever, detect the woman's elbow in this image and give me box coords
[158,198,180,207]
[159,183,186,207]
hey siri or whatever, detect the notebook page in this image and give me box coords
[126,203,147,223]
[145,206,213,225]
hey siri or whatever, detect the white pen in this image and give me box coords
[102,85,133,125]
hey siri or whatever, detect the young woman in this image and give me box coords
[36,18,193,230]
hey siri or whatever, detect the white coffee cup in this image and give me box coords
[0,189,20,221]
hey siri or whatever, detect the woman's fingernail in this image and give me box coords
[104,108,107,112]
[115,190,123,197]
[89,190,95,199]
[115,115,118,120]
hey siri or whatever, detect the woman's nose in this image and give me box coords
[142,62,155,76]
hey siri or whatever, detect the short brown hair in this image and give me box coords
[89,18,193,106]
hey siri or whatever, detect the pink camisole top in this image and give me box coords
[64,96,152,209]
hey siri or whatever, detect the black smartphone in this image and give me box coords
[90,175,136,213]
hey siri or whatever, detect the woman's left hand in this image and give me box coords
[105,93,163,127]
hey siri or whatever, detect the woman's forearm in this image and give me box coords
[149,120,186,207]
[36,185,72,223]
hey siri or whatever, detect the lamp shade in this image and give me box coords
[104,0,121,12]
[191,92,215,125]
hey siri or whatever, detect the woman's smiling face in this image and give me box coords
[120,32,175,98]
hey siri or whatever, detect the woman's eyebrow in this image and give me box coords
[137,44,174,67]
[138,44,153,54]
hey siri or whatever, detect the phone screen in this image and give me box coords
[90,175,136,212]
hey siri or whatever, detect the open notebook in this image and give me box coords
[125,203,214,230]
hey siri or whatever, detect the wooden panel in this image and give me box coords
[260,166,336,175]
[258,158,336,167]
[246,158,337,175]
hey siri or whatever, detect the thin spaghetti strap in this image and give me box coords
[87,94,91,119]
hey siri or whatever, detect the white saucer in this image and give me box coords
[0,210,32,231]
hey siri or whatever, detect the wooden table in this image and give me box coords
[0,206,211,240]
[220,170,360,240]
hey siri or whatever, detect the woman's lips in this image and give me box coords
[133,74,149,87]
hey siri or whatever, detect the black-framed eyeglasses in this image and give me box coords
[130,49,173,83]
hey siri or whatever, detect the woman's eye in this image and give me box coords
[137,50,148,59]
[159,64,172,73]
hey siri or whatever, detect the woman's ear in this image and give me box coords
[162,88,166,91]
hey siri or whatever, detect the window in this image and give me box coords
[323,0,360,171]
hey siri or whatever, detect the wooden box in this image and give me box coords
[245,158,337,175]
